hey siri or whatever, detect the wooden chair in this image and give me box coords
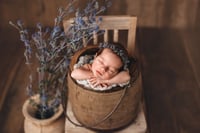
[63,16,137,57]
[63,16,147,132]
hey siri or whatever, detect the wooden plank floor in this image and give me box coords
[0,27,200,133]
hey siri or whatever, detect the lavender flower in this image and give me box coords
[9,0,111,119]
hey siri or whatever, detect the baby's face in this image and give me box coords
[91,48,123,80]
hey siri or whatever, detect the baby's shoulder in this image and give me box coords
[82,63,92,70]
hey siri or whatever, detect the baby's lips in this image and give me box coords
[95,70,103,77]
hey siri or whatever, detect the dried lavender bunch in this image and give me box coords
[9,0,111,119]
[9,20,65,119]
[58,0,112,57]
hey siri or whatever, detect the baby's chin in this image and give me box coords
[93,70,114,80]
[97,75,113,80]
[94,74,107,80]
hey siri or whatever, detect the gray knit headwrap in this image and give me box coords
[99,42,130,70]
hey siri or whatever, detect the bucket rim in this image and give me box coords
[68,45,139,93]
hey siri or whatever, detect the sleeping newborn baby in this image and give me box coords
[71,42,130,91]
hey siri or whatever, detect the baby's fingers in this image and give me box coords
[88,79,98,87]
[100,83,108,88]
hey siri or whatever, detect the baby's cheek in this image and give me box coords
[102,73,113,80]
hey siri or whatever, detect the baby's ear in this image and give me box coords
[94,53,98,58]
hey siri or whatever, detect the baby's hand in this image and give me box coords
[88,76,108,88]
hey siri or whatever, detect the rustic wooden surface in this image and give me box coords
[0,28,27,133]
[65,102,147,133]
[137,28,200,133]
[0,27,200,133]
[0,0,199,28]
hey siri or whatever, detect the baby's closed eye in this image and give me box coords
[97,58,103,63]
[108,69,115,74]
[107,68,118,75]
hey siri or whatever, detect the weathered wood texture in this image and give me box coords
[0,0,199,28]
[1,28,200,133]
[65,102,147,133]
[0,0,66,27]
[0,29,27,133]
[0,0,200,133]
[137,28,200,133]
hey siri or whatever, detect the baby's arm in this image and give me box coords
[71,64,93,80]
[89,70,130,87]
[105,70,130,85]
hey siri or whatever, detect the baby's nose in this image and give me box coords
[101,66,108,72]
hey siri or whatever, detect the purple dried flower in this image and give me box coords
[58,7,64,14]
[94,25,99,32]
[98,16,103,22]
[20,34,26,42]
[65,56,70,64]
[36,23,42,30]
[24,40,30,47]
[26,84,33,96]
[41,93,47,105]
[100,6,106,12]
[106,0,112,7]
[60,31,66,37]
[68,6,74,13]
[51,26,62,38]
[10,0,112,119]
[17,19,23,27]
[51,99,60,108]
[31,33,40,45]
[24,29,29,35]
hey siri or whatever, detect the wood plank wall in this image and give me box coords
[0,1,200,132]
[0,0,199,29]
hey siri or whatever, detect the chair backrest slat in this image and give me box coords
[113,29,119,42]
[104,29,108,43]
[63,16,137,56]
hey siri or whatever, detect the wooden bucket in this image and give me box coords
[67,45,142,130]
